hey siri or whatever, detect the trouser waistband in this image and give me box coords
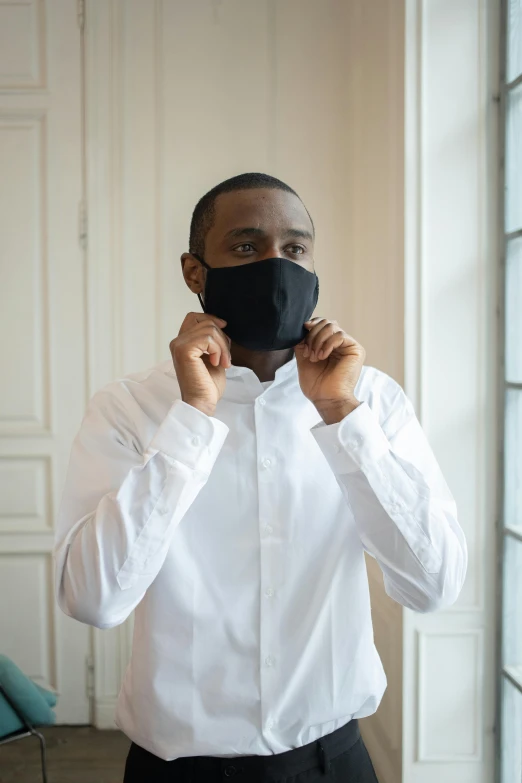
[193,719,360,778]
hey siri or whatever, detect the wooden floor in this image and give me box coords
[0,726,131,783]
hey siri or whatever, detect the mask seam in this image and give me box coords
[273,258,283,350]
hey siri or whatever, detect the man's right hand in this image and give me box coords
[170,313,232,417]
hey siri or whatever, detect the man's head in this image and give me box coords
[181,173,315,295]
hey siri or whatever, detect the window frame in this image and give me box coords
[497,1,522,782]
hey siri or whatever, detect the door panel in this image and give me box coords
[0,0,89,723]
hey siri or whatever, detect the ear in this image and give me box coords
[181,253,205,294]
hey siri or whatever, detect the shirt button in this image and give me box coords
[258,397,266,406]
[263,525,273,536]
[265,587,274,598]
[191,435,200,447]
[266,720,274,730]
[224,765,237,777]
[334,443,342,454]
[265,655,275,667]
[261,458,272,469]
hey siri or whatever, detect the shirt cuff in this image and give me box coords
[311,402,390,475]
[146,399,229,474]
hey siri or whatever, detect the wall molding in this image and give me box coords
[0,455,52,532]
[416,629,484,763]
[0,110,51,436]
[0,0,47,90]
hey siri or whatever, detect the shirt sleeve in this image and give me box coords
[53,394,229,629]
[311,387,467,613]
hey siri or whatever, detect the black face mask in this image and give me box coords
[193,255,319,351]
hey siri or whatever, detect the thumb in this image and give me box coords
[294,341,307,364]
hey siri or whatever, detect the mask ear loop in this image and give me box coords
[192,253,210,312]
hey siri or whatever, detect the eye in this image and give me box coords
[234,243,255,253]
[287,245,306,255]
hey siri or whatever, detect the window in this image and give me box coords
[500,1,522,781]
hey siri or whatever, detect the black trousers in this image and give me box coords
[123,719,379,782]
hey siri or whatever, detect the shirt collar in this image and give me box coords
[165,356,298,403]
[225,356,296,382]
[224,356,298,401]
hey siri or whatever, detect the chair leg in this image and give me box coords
[32,729,48,783]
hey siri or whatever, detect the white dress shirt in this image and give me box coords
[54,358,467,761]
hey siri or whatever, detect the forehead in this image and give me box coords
[208,188,313,238]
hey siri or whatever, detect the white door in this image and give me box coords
[0,0,90,723]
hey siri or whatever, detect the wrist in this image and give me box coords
[182,397,216,418]
[314,397,361,425]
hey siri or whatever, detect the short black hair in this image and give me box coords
[188,172,314,257]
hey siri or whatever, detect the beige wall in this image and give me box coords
[341,5,405,782]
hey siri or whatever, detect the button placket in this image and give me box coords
[255,400,279,734]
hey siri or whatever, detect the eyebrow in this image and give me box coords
[284,228,314,242]
[224,227,314,242]
[225,227,266,239]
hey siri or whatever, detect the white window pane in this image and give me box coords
[502,676,522,783]
[508,0,522,83]
[506,237,522,382]
[503,536,522,667]
[506,83,522,234]
[505,390,522,530]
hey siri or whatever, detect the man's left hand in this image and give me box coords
[295,318,366,425]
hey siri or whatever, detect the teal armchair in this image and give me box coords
[0,655,58,783]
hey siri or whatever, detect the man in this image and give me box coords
[54,173,467,782]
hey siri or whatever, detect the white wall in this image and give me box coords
[340,3,406,781]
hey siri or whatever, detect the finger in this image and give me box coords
[179,312,227,334]
[198,319,232,354]
[301,319,327,357]
[309,323,341,359]
[187,324,231,370]
[198,327,231,368]
[305,321,341,360]
[193,320,231,344]
[319,333,363,361]
[185,322,231,368]
[203,334,228,367]
[303,316,325,351]
[315,332,347,361]
[199,313,228,330]
[304,317,325,328]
